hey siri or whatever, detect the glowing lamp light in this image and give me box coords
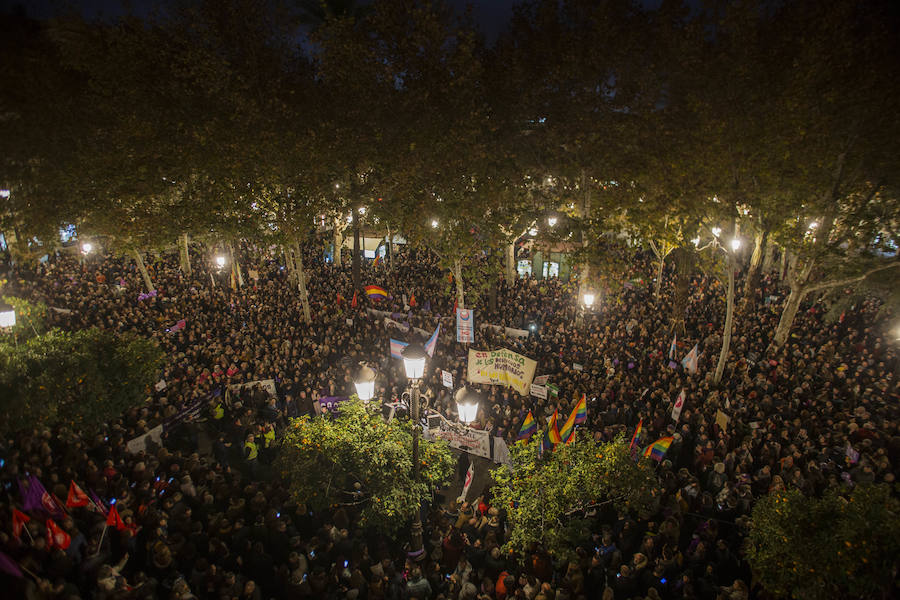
[354,364,377,402]
[583,293,596,308]
[81,242,93,255]
[0,300,15,328]
[401,341,427,380]
[529,227,538,236]
[455,386,483,426]
[529,322,537,332]
[215,255,226,268]
[358,206,366,215]
[431,219,439,228]
[711,227,722,237]
[730,238,742,251]
[692,237,701,247]
[808,221,819,230]
[0,189,9,198]
[548,217,558,227]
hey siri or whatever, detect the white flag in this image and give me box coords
[461,461,475,501]
[671,389,686,422]
[681,344,699,374]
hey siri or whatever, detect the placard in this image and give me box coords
[467,348,537,396]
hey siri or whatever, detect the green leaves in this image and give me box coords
[491,434,656,560]
[746,485,900,600]
[0,326,163,434]
[277,397,454,534]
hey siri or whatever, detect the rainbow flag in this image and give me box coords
[547,409,562,444]
[629,418,643,450]
[573,394,587,424]
[517,411,536,441]
[365,285,388,301]
[643,436,674,462]
[558,405,577,444]
[373,255,383,268]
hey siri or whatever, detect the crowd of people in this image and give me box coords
[1,238,897,600]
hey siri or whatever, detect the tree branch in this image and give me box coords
[802,261,900,295]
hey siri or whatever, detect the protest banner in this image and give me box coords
[442,370,453,388]
[125,425,163,454]
[530,384,547,399]
[426,413,491,459]
[456,308,475,343]
[467,348,537,396]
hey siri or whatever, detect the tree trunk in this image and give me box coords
[179,233,192,276]
[741,229,767,312]
[385,228,393,270]
[227,242,244,288]
[131,248,154,292]
[714,254,736,385]
[779,249,789,282]
[352,215,361,291]
[293,241,312,324]
[283,244,296,284]
[761,239,776,274]
[671,247,695,333]
[654,254,665,300]
[772,287,804,349]
[453,259,465,309]
[505,242,516,281]
[333,219,344,267]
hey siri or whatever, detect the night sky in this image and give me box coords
[1,0,522,41]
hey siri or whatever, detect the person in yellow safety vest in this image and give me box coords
[213,401,225,420]
[244,434,259,461]
[263,424,275,449]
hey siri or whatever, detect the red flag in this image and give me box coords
[453,299,458,314]
[351,291,358,308]
[11,508,30,540]
[66,481,90,508]
[336,292,344,304]
[106,505,127,531]
[409,293,416,307]
[46,519,71,550]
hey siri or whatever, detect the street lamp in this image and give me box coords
[730,238,742,251]
[548,216,558,227]
[354,363,377,402]
[0,299,15,329]
[529,227,538,236]
[400,340,428,559]
[454,386,482,426]
[81,242,93,255]
[711,227,722,237]
[582,292,595,308]
[431,219,439,229]
[215,255,226,269]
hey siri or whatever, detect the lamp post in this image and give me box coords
[354,363,377,403]
[400,340,428,559]
[454,386,482,426]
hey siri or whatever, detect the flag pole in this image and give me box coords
[23,524,35,544]
[95,524,108,556]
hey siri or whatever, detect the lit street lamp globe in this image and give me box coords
[454,386,483,426]
[401,341,428,380]
[0,299,15,329]
[583,293,596,308]
[215,255,226,269]
[354,364,377,402]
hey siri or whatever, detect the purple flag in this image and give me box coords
[89,489,108,516]
[20,475,63,517]
[0,551,23,578]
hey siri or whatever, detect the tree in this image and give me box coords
[746,485,900,600]
[0,326,163,434]
[491,435,656,560]
[277,398,455,534]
